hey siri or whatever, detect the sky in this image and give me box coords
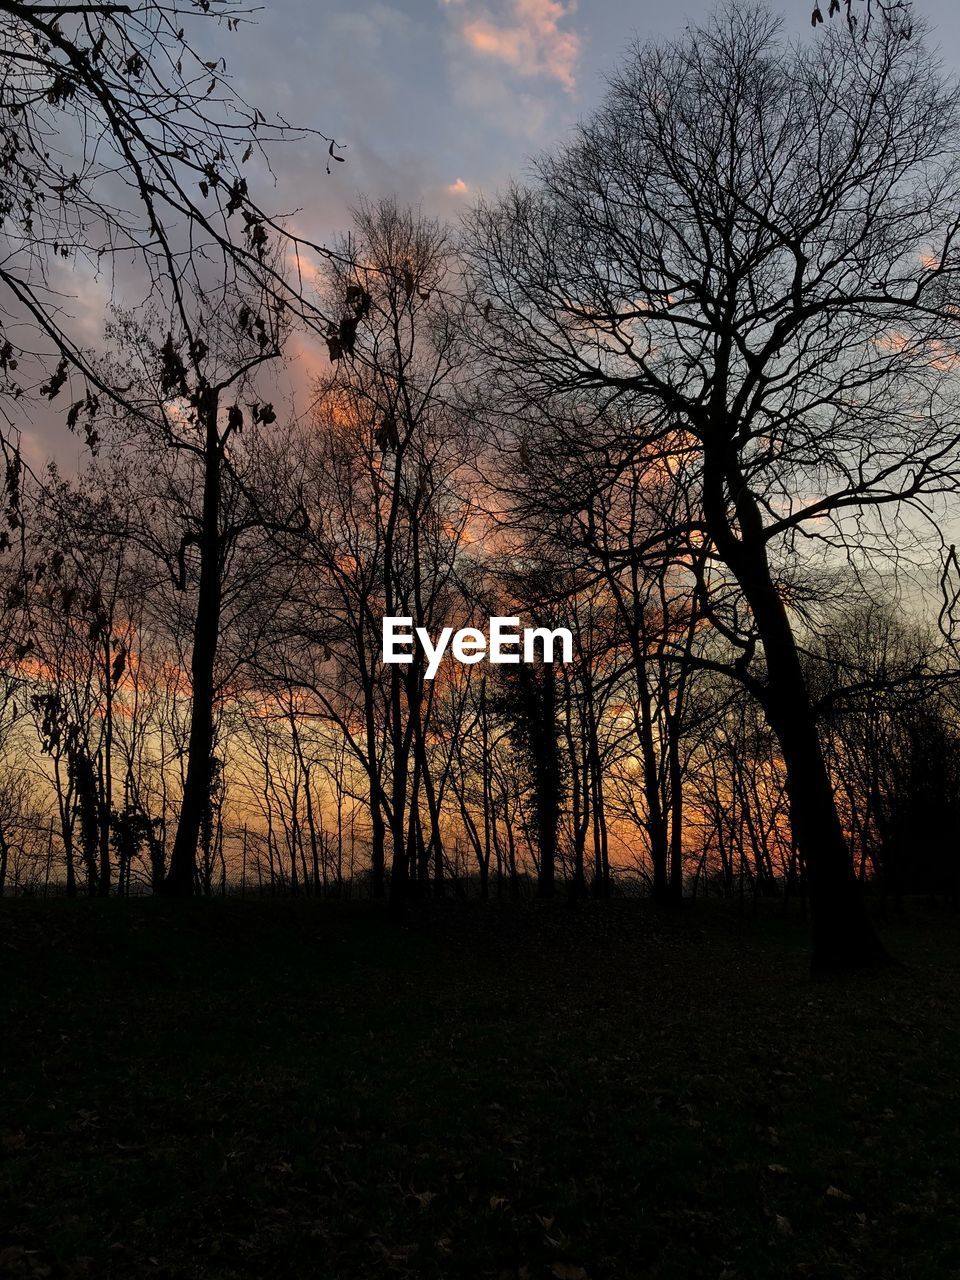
[217,0,960,247]
[211,0,960,593]
[24,0,960,471]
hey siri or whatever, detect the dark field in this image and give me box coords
[1,899,958,1280]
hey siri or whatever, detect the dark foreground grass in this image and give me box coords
[1,897,958,1280]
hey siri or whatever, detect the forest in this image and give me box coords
[1,0,959,967]
[2,2,960,1276]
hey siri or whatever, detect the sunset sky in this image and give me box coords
[222,0,960,239]
[29,0,960,472]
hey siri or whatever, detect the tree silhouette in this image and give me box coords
[462,5,960,968]
[0,0,341,519]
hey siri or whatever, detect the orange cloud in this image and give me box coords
[459,0,579,92]
[448,177,469,194]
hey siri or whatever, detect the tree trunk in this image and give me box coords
[635,663,669,903]
[706,455,888,970]
[387,664,411,914]
[164,388,221,897]
[97,633,114,897]
[666,711,684,906]
[534,664,558,899]
[367,754,386,899]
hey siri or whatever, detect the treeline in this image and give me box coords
[0,198,956,914]
[3,1,960,968]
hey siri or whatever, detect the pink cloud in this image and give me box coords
[458,0,580,92]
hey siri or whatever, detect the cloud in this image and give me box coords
[447,177,469,194]
[452,0,580,92]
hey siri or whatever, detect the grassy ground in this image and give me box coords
[1,897,958,1280]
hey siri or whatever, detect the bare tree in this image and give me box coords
[1,0,349,894]
[0,0,339,426]
[461,5,960,968]
[258,201,474,907]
